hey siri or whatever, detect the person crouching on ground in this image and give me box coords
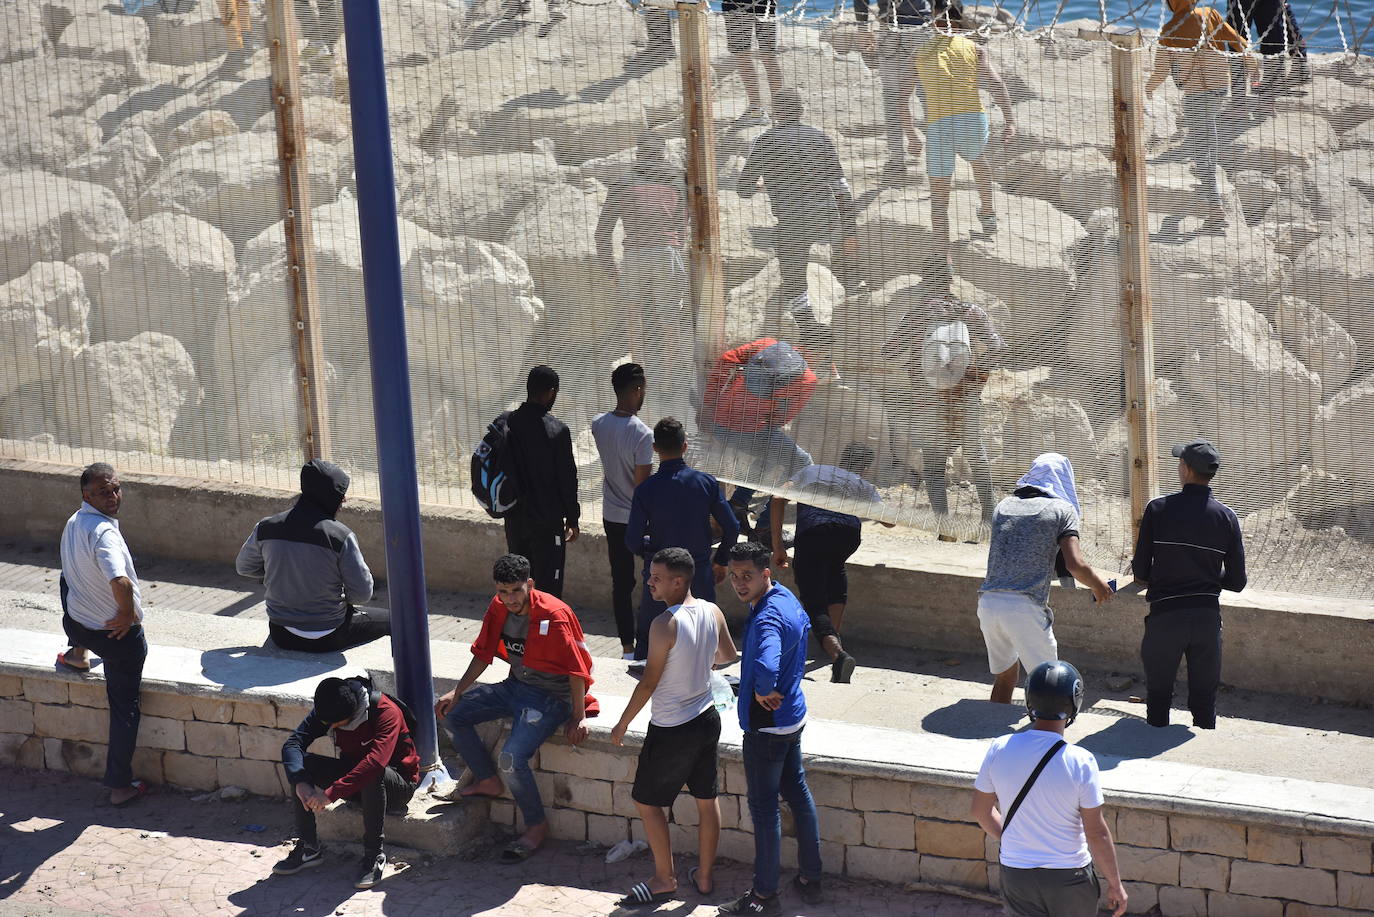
[277,675,420,889]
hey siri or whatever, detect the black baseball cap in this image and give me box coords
[1172,439,1220,475]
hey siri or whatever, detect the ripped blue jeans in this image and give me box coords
[444,679,571,828]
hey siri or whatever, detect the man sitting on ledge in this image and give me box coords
[277,674,420,890]
[236,459,388,652]
[435,553,598,864]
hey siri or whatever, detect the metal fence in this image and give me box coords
[1,0,1371,598]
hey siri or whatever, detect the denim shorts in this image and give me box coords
[926,111,990,178]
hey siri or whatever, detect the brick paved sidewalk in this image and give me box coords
[0,769,1000,917]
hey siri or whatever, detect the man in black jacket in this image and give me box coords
[1131,439,1247,729]
[236,460,385,652]
[504,366,581,597]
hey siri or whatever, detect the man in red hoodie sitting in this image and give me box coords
[435,553,598,864]
[277,675,420,889]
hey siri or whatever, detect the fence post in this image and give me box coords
[266,0,332,460]
[1085,30,1159,530]
[677,0,726,364]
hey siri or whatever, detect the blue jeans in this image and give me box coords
[61,612,147,789]
[444,679,570,827]
[742,728,822,896]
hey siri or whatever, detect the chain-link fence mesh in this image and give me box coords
[1,0,1371,596]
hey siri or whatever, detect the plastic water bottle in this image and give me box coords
[710,671,734,712]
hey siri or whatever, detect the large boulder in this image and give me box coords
[1290,228,1374,358]
[1270,296,1356,395]
[1312,373,1374,501]
[716,260,843,351]
[398,150,570,242]
[64,126,163,215]
[99,214,237,375]
[790,382,893,486]
[146,11,227,68]
[981,370,1097,484]
[0,261,90,399]
[137,132,344,247]
[1002,147,1116,222]
[56,11,149,82]
[0,114,100,173]
[250,96,353,145]
[212,198,442,396]
[0,171,129,284]
[54,332,198,454]
[167,110,240,153]
[0,2,50,63]
[401,235,545,446]
[1,57,124,121]
[504,181,615,353]
[379,0,466,67]
[476,100,648,166]
[240,346,340,444]
[330,370,466,474]
[1223,110,1340,173]
[1174,297,1321,475]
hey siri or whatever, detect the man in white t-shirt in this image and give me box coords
[611,547,738,906]
[591,363,655,658]
[58,462,150,807]
[972,661,1127,917]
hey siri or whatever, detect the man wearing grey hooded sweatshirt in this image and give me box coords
[237,459,386,652]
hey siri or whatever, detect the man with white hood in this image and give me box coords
[979,454,1115,704]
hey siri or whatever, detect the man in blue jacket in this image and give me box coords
[719,541,823,915]
[625,417,740,662]
[1131,439,1247,729]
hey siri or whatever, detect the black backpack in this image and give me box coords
[357,675,418,738]
[470,410,520,518]
[742,341,808,398]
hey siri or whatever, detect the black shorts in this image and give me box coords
[631,706,721,807]
[723,4,777,54]
[792,523,862,609]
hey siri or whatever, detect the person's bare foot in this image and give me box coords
[517,820,548,853]
[62,647,89,667]
[109,782,145,806]
[460,775,504,799]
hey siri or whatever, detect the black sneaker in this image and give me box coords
[355,852,386,890]
[718,889,781,916]
[272,842,324,875]
[831,652,856,684]
[792,874,824,905]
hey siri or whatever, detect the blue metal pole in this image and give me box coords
[340,0,444,780]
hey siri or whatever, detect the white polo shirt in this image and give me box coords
[974,729,1103,869]
[59,502,144,630]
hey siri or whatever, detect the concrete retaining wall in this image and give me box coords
[2,457,1368,704]
[2,666,1372,917]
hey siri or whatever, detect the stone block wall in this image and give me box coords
[2,669,1372,917]
[0,672,315,798]
[482,734,1374,917]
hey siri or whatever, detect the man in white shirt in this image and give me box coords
[590,363,655,658]
[58,463,149,807]
[611,547,738,906]
[971,660,1127,917]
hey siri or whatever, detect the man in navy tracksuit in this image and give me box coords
[719,541,823,916]
[1131,439,1247,729]
[625,417,740,661]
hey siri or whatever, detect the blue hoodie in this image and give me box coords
[737,581,810,733]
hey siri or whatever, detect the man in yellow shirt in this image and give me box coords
[913,0,1015,262]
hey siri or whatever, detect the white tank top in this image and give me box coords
[651,599,721,728]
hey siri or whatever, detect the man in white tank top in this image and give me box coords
[611,547,738,906]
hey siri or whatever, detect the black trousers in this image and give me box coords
[504,515,567,598]
[791,524,862,645]
[268,605,391,653]
[291,753,416,857]
[1000,864,1101,917]
[603,520,638,648]
[61,610,147,789]
[1141,606,1223,728]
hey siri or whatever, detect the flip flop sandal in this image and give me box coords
[616,882,676,908]
[112,780,151,808]
[55,651,90,672]
[687,865,713,896]
[498,841,536,864]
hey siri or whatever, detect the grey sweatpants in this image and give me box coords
[999,864,1101,917]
